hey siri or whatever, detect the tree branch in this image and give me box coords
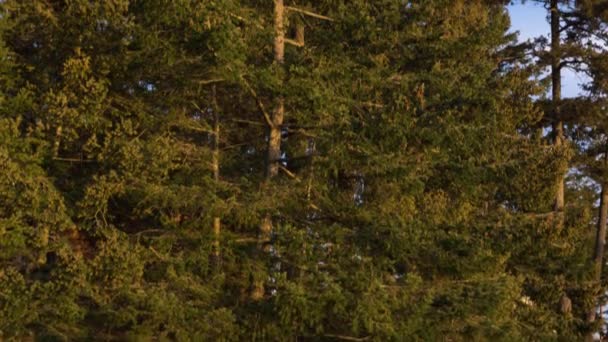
[323,334,370,341]
[279,165,301,182]
[285,38,304,47]
[198,78,225,85]
[230,118,265,126]
[52,157,96,163]
[285,6,334,21]
[240,77,274,128]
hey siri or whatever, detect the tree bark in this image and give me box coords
[251,0,285,301]
[549,0,576,329]
[551,0,565,213]
[211,86,221,269]
[267,0,285,179]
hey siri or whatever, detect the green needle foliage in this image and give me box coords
[0,0,607,340]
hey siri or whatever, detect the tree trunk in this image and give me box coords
[267,0,285,179]
[211,86,221,269]
[586,152,608,341]
[551,0,565,214]
[53,125,63,157]
[549,0,576,328]
[251,0,285,301]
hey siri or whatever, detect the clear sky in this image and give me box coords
[507,2,588,97]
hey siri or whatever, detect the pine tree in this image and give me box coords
[567,21,608,336]
[2,0,604,340]
[1,0,246,338]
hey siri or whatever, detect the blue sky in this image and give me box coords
[507,2,588,97]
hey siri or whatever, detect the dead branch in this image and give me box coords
[323,334,370,341]
[279,165,301,182]
[240,77,274,128]
[285,6,334,21]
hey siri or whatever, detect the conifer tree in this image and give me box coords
[569,27,608,337]
[517,2,608,335]
[2,0,605,340]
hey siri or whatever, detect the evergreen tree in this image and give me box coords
[1,0,605,340]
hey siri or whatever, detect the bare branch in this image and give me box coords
[149,246,169,261]
[233,237,260,244]
[279,165,301,182]
[286,128,317,138]
[198,78,225,85]
[285,6,334,21]
[230,118,265,126]
[228,13,264,29]
[323,334,370,341]
[240,77,274,128]
[285,38,304,47]
[52,157,96,163]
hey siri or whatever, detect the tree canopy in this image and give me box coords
[1,0,608,340]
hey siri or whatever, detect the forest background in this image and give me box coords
[2,0,608,341]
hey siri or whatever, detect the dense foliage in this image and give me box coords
[1,0,607,340]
